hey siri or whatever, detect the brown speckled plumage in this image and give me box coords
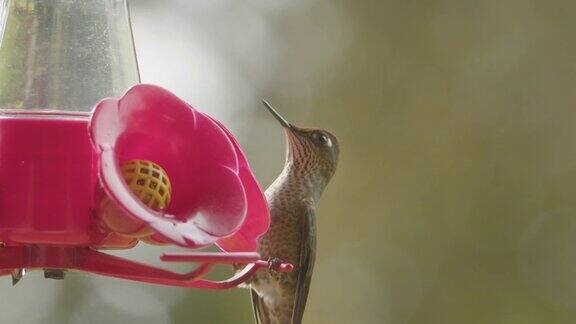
[245,101,339,324]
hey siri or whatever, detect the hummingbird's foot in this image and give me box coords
[267,257,285,274]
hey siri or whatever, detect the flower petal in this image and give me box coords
[89,84,260,248]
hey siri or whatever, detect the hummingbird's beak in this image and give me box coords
[262,100,293,130]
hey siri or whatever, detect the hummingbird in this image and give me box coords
[246,100,339,324]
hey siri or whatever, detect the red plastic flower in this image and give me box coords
[89,84,269,250]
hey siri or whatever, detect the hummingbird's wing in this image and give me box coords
[250,289,271,324]
[291,199,317,324]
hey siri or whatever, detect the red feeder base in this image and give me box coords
[0,246,292,289]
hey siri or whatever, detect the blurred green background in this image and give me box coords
[4,0,576,323]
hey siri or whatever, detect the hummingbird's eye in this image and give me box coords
[312,132,332,147]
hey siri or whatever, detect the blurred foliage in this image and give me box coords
[3,0,576,323]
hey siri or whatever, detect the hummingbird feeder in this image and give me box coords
[0,0,290,288]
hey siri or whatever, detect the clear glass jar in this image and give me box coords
[0,0,140,112]
[0,0,140,245]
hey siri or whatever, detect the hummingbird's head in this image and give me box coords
[262,100,339,186]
